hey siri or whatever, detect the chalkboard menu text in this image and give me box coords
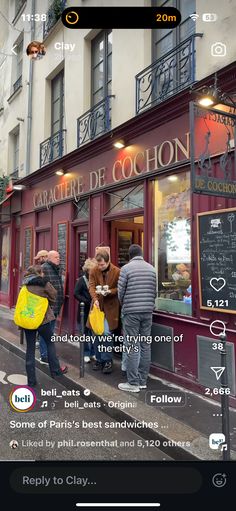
[197,208,236,313]
[23,226,33,270]
[57,222,68,272]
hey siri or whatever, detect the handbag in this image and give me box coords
[89,304,105,335]
[14,286,48,330]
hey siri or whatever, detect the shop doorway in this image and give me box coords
[110,217,144,267]
[12,228,20,306]
[73,228,88,333]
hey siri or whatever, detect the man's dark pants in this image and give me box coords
[122,312,153,386]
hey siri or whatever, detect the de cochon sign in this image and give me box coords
[33,133,190,210]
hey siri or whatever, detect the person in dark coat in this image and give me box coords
[39,251,64,364]
[21,265,67,387]
[74,258,97,362]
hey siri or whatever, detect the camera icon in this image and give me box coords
[211,42,227,57]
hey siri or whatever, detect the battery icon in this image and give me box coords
[202,13,218,22]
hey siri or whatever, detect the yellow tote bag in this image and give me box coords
[14,286,48,330]
[89,305,105,335]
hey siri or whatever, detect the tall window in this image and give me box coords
[91,30,112,106]
[13,129,19,176]
[51,71,64,135]
[153,171,191,315]
[12,35,23,92]
[9,126,20,178]
[152,0,196,61]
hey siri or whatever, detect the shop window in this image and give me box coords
[0,226,10,293]
[74,199,89,220]
[105,184,144,215]
[153,171,191,315]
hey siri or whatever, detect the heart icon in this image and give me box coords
[209,278,226,292]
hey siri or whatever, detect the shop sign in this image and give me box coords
[190,103,236,198]
[33,132,190,210]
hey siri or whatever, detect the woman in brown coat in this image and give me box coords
[88,250,120,374]
[21,265,67,387]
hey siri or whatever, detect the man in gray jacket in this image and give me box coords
[118,244,157,393]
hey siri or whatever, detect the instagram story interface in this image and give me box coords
[0,0,236,507]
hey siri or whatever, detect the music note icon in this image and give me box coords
[41,400,48,408]
[221,443,228,451]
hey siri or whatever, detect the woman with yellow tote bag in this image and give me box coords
[14,266,67,387]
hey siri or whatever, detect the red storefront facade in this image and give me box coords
[1,63,236,406]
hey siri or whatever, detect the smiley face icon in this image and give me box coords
[65,11,79,25]
[212,473,227,488]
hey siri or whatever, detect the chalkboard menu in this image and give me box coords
[57,222,68,272]
[23,227,33,270]
[197,208,236,313]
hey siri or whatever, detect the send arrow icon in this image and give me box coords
[211,367,225,380]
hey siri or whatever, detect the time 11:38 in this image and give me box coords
[22,14,47,21]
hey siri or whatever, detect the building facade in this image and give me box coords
[1,0,236,404]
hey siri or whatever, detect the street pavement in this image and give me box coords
[0,343,172,461]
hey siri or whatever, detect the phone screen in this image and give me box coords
[0,1,235,510]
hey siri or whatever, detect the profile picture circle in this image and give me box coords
[26,41,46,59]
[10,440,19,449]
[9,386,37,412]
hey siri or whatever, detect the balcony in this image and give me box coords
[136,33,203,115]
[77,95,114,147]
[40,129,66,167]
[43,0,67,39]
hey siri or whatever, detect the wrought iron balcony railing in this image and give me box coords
[136,33,203,115]
[40,129,66,167]
[43,0,67,39]
[77,95,114,147]
[12,75,22,94]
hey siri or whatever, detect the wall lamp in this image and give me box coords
[191,73,236,109]
[55,169,64,176]
[113,139,125,149]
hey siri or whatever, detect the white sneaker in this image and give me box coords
[84,356,91,363]
[139,385,147,389]
[118,382,140,393]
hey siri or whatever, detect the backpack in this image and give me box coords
[14,286,48,330]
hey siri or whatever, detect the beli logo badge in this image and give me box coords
[9,386,37,412]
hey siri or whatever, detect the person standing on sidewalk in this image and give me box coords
[74,258,97,363]
[40,251,66,370]
[21,265,66,386]
[118,244,157,393]
[33,250,49,355]
[89,250,120,374]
